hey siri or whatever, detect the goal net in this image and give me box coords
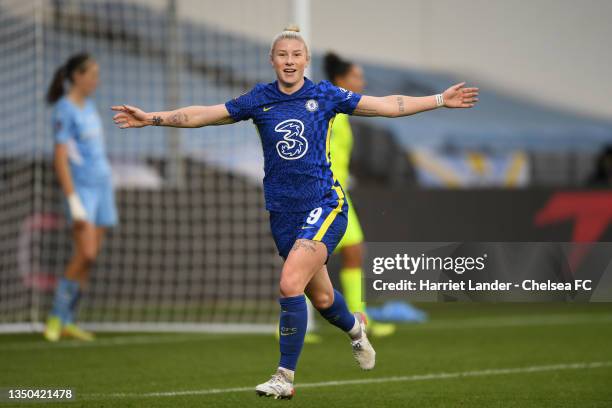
[0,0,297,333]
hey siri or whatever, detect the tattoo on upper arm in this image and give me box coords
[151,115,162,126]
[291,239,318,253]
[168,112,188,126]
[397,96,405,114]
[353,107,378,117]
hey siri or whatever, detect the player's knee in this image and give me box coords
[310,291,334,309]
[279,273,304,297]
[79,246,98,265]
[343,243,364,268]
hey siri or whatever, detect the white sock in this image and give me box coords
[277,367,295,383]
[348,316,362,340]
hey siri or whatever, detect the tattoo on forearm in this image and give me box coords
[151,115,162,126]
[397,96,405,114]
[353,107,378,117]
[291,239,317,253]
[168,112,189,125]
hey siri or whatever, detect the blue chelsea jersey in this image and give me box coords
[52,96,112,185]
[225,78,362,212]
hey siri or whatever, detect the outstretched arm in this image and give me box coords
[111,103,234,129]
[353,82,479,117]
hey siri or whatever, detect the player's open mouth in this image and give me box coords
[283,69,296,74]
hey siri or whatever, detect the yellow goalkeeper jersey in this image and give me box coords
[330,113,352,188]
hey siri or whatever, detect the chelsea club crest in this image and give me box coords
[305,99,319,112]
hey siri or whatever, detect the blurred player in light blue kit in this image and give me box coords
[44,53,117,342]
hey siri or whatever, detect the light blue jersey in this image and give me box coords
[52,96,111,185]
[53,96,117,226]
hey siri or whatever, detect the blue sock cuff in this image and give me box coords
[279,295,307,311]
[62,277,79,291]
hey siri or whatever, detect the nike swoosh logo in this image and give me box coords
[263,106,274,111]
[301,226,315,229]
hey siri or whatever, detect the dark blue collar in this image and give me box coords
[273,77,314,98]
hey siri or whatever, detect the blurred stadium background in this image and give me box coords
[1,0,612,406]
[2,0,612,329]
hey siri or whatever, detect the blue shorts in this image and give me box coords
[65,179,118,227]
[269,185,348,260]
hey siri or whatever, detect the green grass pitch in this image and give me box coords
[1,303,612,407]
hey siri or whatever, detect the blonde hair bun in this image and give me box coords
[283,24,301,33]
[269,24,309,58]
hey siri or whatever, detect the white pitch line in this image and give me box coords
[87,361,612,400]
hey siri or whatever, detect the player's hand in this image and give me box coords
[67,193,88,222]
[442,82,479,108]
[111,104,150,128]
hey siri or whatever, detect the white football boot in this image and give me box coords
[255,369,295,400]
[351,312,376,370]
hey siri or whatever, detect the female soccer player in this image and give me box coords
[44,53,117,342]
[324,52,396,337]
[112,26,478,399]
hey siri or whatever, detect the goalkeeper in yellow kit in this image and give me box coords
[324,52,395,337]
